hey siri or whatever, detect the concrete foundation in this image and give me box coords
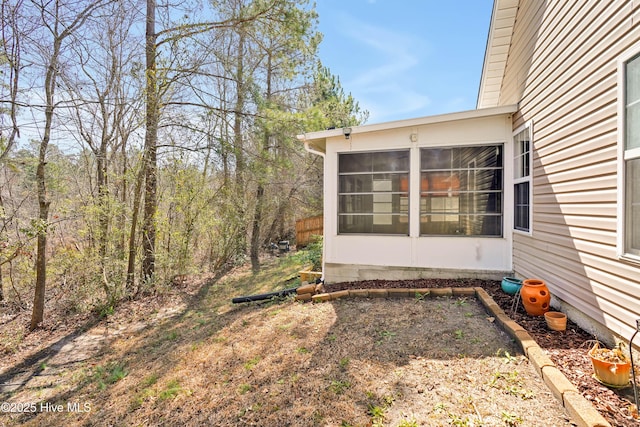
[324,262,509,284]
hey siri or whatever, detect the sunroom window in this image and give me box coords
[420,146,503,236]
[338,150,409,234]
[624,52,640,257]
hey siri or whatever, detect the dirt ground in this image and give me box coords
[326,279,640,427]
[0,260,636,426]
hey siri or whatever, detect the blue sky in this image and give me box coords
[315,0,494,124]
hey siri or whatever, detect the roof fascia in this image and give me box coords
[477,0,520,109]
[296,104,518,148]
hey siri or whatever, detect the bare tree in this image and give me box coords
[139,0,292,282]
[28,0,113,330]
[58,1,144,301]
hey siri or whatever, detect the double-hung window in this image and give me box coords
[622,51,640,258]
[338,150,409,234]
[420,145,503,236]
[513,124,532,233]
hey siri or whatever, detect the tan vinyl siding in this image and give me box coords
[503,0,640,339]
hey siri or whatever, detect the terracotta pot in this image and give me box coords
[544,311,567,331]
[589,343,631,387]
[520,279,551,316]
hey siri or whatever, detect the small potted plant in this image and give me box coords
[588,341,631,387]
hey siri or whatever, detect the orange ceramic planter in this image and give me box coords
[589,343,631,387]
[520,279,551,316]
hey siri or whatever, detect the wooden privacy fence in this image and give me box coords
[295,215,323,247]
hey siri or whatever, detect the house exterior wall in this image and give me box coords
[499,0,640,342]
[322,114,515,284]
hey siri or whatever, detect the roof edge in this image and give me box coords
[477,0,520,109]
[297,104,518,144]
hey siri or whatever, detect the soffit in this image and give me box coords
[477,0,520,109]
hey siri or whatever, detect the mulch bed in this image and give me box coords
[324,278,640,427]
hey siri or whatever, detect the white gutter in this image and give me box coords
[297,134,326,158]
[304,141,325,158]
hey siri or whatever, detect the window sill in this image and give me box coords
[337,233,410,237]
[513,228,532,237]
[620,254,640,266]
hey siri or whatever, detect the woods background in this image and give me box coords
[0,0,367,328]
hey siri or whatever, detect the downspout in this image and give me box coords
[298,135,326,282]
[302,140,325,159]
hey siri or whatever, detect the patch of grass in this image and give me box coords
[158,379,183,401]
[382,394,395,406]
[497,349,517,363]
[488,370,536,400]
[506,385,536,400]
[238,383,252,394]
[328,379,351,395]
[165,330,179,341]
[339,357,350,370]
[368,404,386,427]
[93,361,128,390]
[454,329,465,339]
[449,413,473,426]
[376,329,397,345]
[455,297,468,306]
[433,402,447,412]
[141,373,159,388]
[397,418,419,427]
[244,357,260,370]
[213,335,228,344]
[296,346,309,354]
[130,374,160,409]
[414,292,428,302]
[95,302,115,318]
[501,411,524,426]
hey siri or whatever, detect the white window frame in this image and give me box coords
[513,122,533,235]
[419,145,504,237]
[617,42,640,263]
[337,150,410,235]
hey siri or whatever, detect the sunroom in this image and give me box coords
[297,105,520,284]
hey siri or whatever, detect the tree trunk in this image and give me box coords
[126,160,145,294]
[232,30,247,257]
[31,120,52,330]
[249,56,272,271]
[142,0,158,283]
[96,148,109,261]
[265,185,297,245]
[30,27,60,329]
[250,183,264,271]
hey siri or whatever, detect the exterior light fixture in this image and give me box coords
[342,127,352,139]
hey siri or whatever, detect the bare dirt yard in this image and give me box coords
[0,254,635,426]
